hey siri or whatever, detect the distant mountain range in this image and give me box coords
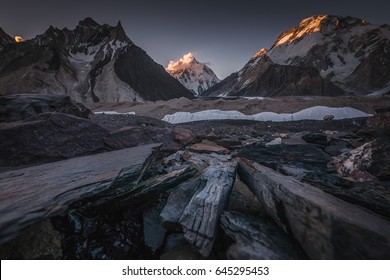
[166,52,220,96]
[0,18,193,102]
[0,15,389,102]
[204,15,390,97]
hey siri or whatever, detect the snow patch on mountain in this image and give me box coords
[274,15,327,47]
[267,15,388,85]
[367,84,390,96]
[162,106,371,124]
[205,15,390,98]
[166,52,220,96]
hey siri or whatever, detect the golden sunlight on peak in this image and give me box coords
[254,48,268,58]
[274,15,327,47]
[166,52,196,72]
[15,36,25,43]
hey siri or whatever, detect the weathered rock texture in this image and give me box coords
[0,112,193,168]
[0,144,160,244]
[220,211,307,260]
[238,158,390,259]
[179,158,238,256]
[0,94,91,122]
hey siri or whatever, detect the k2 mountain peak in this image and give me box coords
[166,52,220,96]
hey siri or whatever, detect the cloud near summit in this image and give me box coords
[166,52,196,72]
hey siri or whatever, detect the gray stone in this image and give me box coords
[0,94,91,122]
[0,143,160,244]
[221,211,307,260]
[143,201,167,253]
[180,158,238,257]
[0,219,62,259]
[160,178,204,230]
[238,158,390,259]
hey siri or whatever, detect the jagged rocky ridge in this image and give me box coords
[0,28,14,50]
[204,15,390,97]
[0,94,389,259]
[0,18,193,102]
[166,52,220,96]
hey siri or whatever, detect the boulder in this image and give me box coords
[228,178,263,216]
[220,211,307,260]
[215,137,242,149]
[173,127,194,145]
[298,171,390,219]
[367,112,390,129]
[323,115,335,121]
[302,133,328,145]
[0,219,62,259]
[160,178,205,231]
[238,158,390,259]
[0,143,160,244]
[238,142,330,172]
[143,201,167,253]
[333,139,390,180]
[0,94,91,122]
[105,126,193,152]
[190,139,229,154]
[265,137,282,146]
[0,112,110,167]
[0,112,192,168]
[162,233,188,254]
[179,157,238,257]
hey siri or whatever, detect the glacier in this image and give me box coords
[162,106,372,124]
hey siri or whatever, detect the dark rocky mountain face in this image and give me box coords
[206,56,344,97]
[0,28,14,50]
[0,18,193,102]
[204,15,390,97]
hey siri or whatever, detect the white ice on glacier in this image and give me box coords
[162,106,371,124]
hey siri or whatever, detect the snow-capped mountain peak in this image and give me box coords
[273,15,327,47]
[204,14,390,98]
[166,52,197,72]
[0,18,193,102]
[267,15,390,93]
[166,52,220,96]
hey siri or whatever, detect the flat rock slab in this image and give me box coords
[190,140,229,154]
[238,158,390,259]
[0,143,161,244]
[238,143,330,172]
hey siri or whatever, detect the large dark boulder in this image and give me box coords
[0,112,194,168]
[0,113,109,167]
[0,94,91,122]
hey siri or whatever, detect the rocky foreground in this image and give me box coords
[0,94,389,259]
